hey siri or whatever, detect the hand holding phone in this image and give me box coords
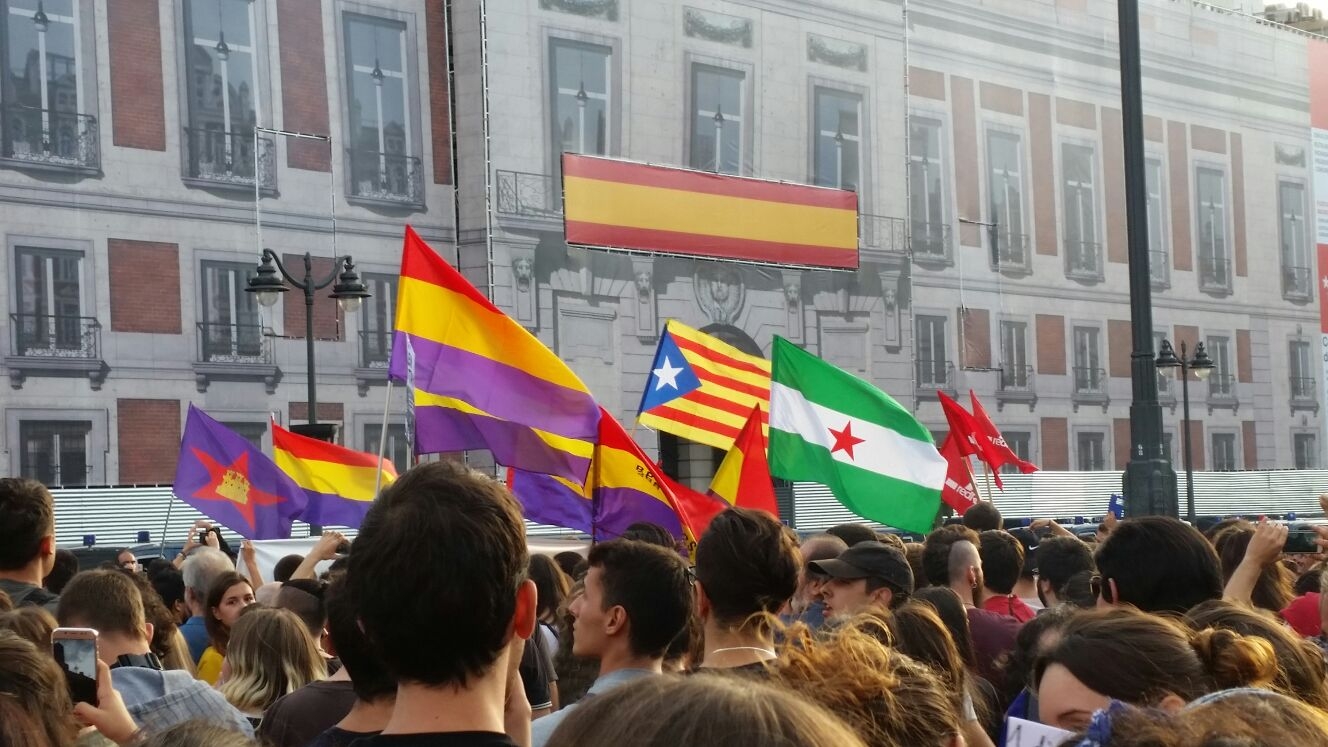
[1284,527,1321,555]
[52,628,99,707]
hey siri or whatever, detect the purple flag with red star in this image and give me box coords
[172,405,308,540]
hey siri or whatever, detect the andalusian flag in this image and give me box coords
[768,337,947,534]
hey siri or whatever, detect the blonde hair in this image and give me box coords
[0,606,57,650]
[160,628,197,676]
[218,607,325,714]
[1103,689,1328,746]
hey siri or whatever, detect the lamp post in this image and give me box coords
[1154,339,1214,523]
[245,250,370,441]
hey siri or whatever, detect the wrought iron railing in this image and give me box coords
[495,170,562,217]
[998,364,1034,392]
[1073,366,1106,394]
[348,149,424,204]
[1199,252,1231,290]
[182,127,276,190]
[860,214,907,254]
[916,359,954,390]
[11,314,101,358]
[197,322,269,364]
[992,231,1031,270]
[1208,373,1236,398]
[1283,265,1312,299]
[1065,239,1103,279]
[1291,376,1317,401]
[911,221,952,260]
[1,105,99,170]
[1149,249,1169,286]
[360,330,391,369]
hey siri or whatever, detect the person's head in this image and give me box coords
[1093,516,1223,615]
[0,605,57,650]
[324,574,395,703]
[218,607,325,714]
[272,554,304,584]
[826,523,878,547]
[181,547,233,615]
[1087,689,1328,747]
[884,600,968,698]
[1032,606,1278,730]
[151,567,188,625]
[904,543,927,590]
[977,530,1024,595]
[544,673,868,747]
[1185,599,1328,710]
[57,569,151,659]
[1212,524,1296,613]
[0,693,57,747]
[136,720,259,747]
[204,571,255,654]
[0,478,56,577]
[694,508,799,631]
[996,603,1080,706]
[962,502,1002,532]
[1034,536,1096,608]
[572,539,692,662]
[618,522,678,550]
[793,533,848,612]
[109,566,184,664]
[274,578,328,641]
[913,586,977,668]
[923,525,982,602]
[553,550,584,580]
[347,461,535,688]
[43,549,78,594]
[1008,527,1039,581]
[115,549,140,573]
[809,541,914,618]
[529,553,571,623]
[0,631,77,747]
[773,619,963,747]
[1295,566,1322,596]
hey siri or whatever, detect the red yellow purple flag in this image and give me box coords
[272,422,397,529]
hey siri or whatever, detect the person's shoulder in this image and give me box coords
[349,733,517,747]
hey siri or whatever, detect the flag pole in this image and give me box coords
[159,493,175,559]
[374,379,395,496]
[978,459,995,503]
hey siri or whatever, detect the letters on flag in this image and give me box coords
[938,434,980,515]
[387,226,601,483]
[970,391,1039,476]
[172,406,307,540]
[638,319,771,452]
[938,389,1005,488]
[272,422,398,529]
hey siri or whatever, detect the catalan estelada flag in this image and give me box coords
[388,227,600,483]
[638,320,771,452]
[708,405,779,519]
[562,154,859,269]
[271,422,397,529]
[172,406,308,540]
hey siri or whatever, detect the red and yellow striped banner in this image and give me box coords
[562,154,860,270]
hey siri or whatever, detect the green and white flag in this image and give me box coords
[769,336,947,534]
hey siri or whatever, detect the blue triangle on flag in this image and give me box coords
[638,331,703,414]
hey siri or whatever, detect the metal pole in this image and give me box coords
[1179,343,1195,523]
[302,253,317,426]
[1118,0,1177,517]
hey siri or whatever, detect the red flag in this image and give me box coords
[663,474,727,548]
[939,435,980,514]
[708,406,779,519]
[939,390,1006,488]
[970,391,1039,476]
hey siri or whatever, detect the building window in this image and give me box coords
[1290,339,1315,402]
[181,0,269,188]
[1076,432,1105,471]
[364,423,409,475]
[909,117,949,260]
[199,261,263,362]
[19,419,90,486]
[998,320,1030,390]
[1211,432,1237,471]
[220,420,266,449]
[551,38,611,159]
[689,64,743,175]
[1062,143,1100,279]
[1072,326,1103,394]
[1000,431,1032,474]
[1279,181,1310,300]
[1206,335,1234,398]
[359,273,396,369]
[812,87,862,191]
[343,13,420,205]
[1145,157,1168,287]
[1294,433,1318,470]
[915,314,951,390]
[13,245,86,356]
[1195,167,1230,291]
[986,130,1027,268]
[0,0,98,170]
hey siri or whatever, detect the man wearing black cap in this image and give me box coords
[808,541,913,619]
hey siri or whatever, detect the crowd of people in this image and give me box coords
[5,468,1328,746]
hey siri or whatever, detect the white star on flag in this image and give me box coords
[653,356,684,391]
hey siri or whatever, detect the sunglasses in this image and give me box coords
[1089,574,1115,604]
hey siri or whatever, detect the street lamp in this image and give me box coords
[246,250,370,441]
[1155,338,1214,523]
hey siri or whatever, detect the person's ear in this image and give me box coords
[1155,692,1186,714]
[39,534,55,558]
[694,581,712,621]
[1108,578,1120,604]
[868,586,893,608]
[143,622,155,644]
[512,579,537,640]
[604,605,628,638]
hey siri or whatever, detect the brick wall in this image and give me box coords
[109,240,181,334]
[282,254,343,340]
[289,402,345,423]
[1036,314,1066,375]
[1236,330,1253,384]
[1168,121,1192,272]
[107,0,165,150]
[1242,421,1258,470]
[426,0,453,184]
[960,308,991,369]
[1107,319,1131,378]
[1173,324,1200,353]
[1113,418,1131,469]
[1101,107,1128,265]
[278,0,332,171]
[1187,420,1205,471]
[1041,417,1069,471]
[1231,132,1247,278]
[117,400,180,483]
[951,76,980,247]
[1029,94,1058,257]
[980,82,1023,116]
[909,67,946,100]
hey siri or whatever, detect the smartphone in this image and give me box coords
[52,628,98,706]
[1285,530,1320,555]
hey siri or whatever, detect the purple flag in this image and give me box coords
[172,405,308,540]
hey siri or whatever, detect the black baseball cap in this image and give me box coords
[807,541,913,594]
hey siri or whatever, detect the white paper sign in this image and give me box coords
[1006,717,1075,747]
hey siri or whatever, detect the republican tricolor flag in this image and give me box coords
[272,422,398,529]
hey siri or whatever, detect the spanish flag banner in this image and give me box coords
[562,154,860,270]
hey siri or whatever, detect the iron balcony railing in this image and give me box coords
[1065,239,1103,279]
[182,127,276,190]
[911,221,952,260]
[991,231,1031,270]
[495,169,562,217]
[916,359,955,391]
[11,314,100,358]
[1199,252,1231,290]
[1,104,99,170]
[1291,376,1317,401]
[860,214,907,255]
[197,322,269,364]
[360,330,391,369]
[1073,366,1106,394]
[348,149,424,204]
[1208,373,1236,398]
[998,364,1034,392]
[1283,265,1312,299]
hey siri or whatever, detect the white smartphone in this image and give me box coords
[52,627,99,705]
